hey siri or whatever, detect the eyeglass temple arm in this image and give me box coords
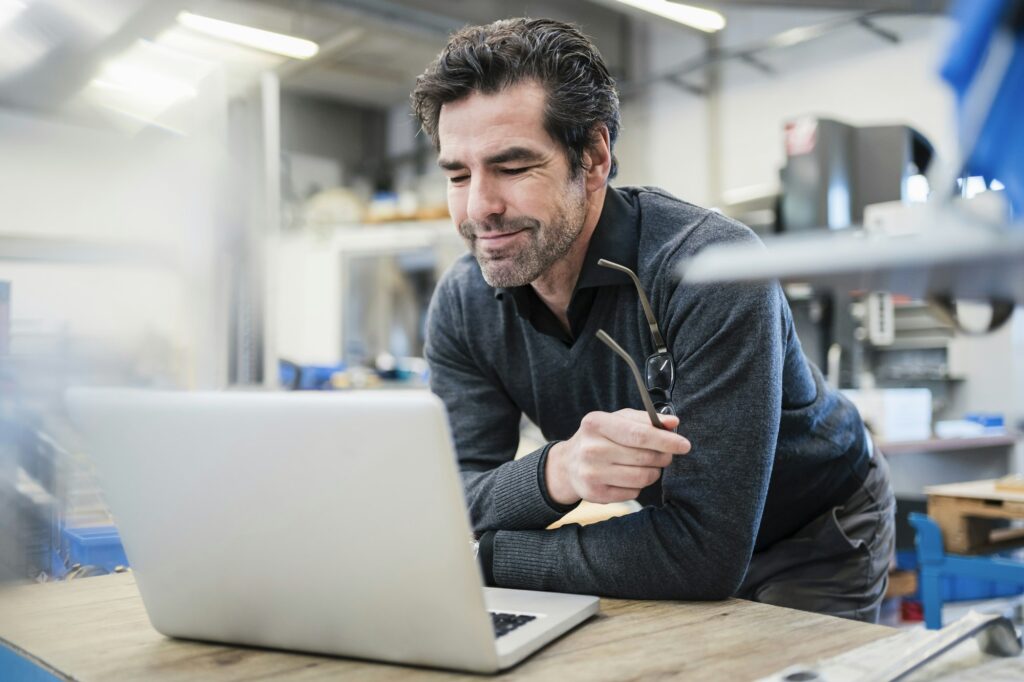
[596,330,666,430]
[597,259,667,354]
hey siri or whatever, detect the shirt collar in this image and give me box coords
[493,186,640,302]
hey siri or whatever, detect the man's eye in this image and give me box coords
[502,167,529,175]
[449,175,469,184]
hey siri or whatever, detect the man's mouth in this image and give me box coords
[476,228,528,248]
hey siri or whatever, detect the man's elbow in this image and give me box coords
[671,568,744,601]
[698,569,745,601]
[696,546,749,599]
[657,550,748,601]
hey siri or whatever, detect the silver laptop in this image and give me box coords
[65,388,598,674]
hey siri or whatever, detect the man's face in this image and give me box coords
[437,80,588,288]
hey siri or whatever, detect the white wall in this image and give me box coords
[0,80,232,390]
[273,233,343,366]
[616,83,711,204]
[615,20,709,203]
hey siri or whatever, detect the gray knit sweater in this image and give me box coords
[425,186,870,600]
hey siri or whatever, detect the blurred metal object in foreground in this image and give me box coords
[681,198,1024,320]
[678,0,1024,330]
[759,610,1022,682]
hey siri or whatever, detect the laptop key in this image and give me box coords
[490,611,536,638]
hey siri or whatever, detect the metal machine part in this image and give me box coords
[759,611,1023,682]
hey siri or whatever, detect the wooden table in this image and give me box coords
[0,573,893,681]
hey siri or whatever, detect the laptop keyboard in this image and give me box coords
[490,611,536,638]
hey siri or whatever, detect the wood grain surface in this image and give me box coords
[0,573,893,681]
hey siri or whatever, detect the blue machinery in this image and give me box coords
[909,513,1024,629]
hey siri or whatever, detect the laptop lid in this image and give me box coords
[66,388,501,672]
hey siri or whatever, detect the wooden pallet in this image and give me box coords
[926,478,1024,554]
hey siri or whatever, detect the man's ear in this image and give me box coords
[581,124,612,192]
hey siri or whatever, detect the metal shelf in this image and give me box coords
[0,235,174,266]
[880,433,1019,455]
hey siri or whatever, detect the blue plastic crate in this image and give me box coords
[278,360,345,390]
[964,412,1005,430]
[62,525,128,573]
[896,549,1024,602]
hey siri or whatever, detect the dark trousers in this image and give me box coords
[738,452,896,623]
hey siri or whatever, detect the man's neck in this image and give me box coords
[530,186,607,333]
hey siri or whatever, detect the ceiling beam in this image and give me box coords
[619,10,905,99]
[856,15,901,43]
[313,0,461,37]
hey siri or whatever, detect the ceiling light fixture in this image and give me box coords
[176,11,319,60]
[614,0,725,33]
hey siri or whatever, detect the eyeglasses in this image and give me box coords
[595,259,675,430]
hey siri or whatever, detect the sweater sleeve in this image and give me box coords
[425,274,572,533]
[489,276,784,600]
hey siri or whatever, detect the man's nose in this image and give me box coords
[466,176,505,225]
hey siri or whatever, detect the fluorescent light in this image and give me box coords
[177,11,318,60]
[677,203,1024,305]
[614,0,725,32]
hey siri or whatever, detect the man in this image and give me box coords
[413,18,895,622]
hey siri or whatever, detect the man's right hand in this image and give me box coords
[544,409,691,506]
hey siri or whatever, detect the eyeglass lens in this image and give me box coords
[645,352,674,392]
[647,387,675,416]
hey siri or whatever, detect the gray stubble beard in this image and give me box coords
[460,179,588,288]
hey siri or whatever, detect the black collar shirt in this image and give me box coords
[493,188,640,346]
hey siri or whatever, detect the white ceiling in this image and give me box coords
[280,23,448,108]
[0,0,949,117]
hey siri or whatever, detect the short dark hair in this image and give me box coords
[411,18,620,179]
